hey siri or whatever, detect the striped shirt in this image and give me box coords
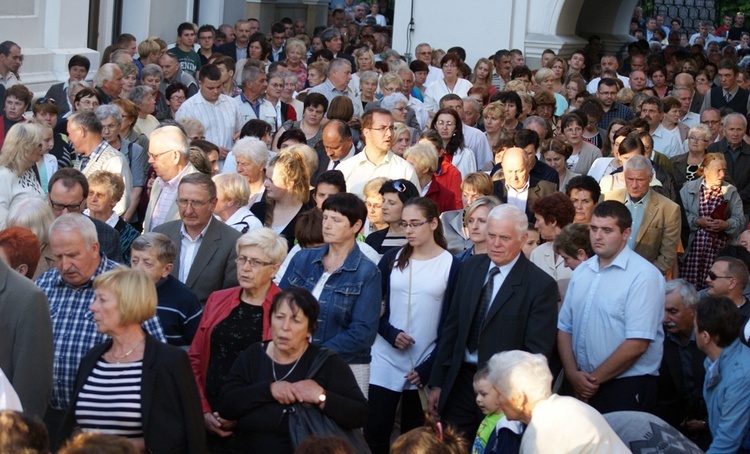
[75,359,143,438]
[175,92,241,150]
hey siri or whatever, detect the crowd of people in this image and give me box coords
[4,2,750,453]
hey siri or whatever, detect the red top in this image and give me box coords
[426,177,461,213]
[435,159,463,209]
[188,284,281,413]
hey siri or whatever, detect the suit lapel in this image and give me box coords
[140,336,156,432]
[636,193,658,245]
[185,220,220,287]
[483,255,526,331]
[463,256,490,334]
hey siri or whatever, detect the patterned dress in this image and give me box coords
[681,183,728,290]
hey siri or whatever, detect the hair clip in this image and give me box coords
[436,421,444,441]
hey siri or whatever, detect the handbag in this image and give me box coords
[285,348,371,453]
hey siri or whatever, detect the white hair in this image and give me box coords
[7,198,55,245]
[232,136,270,167]
[381,93,408,111]
[623,154,654,173]
[95,63,118,88]
[724,112,748,128]
[665,278,699,310]
[49,213,98,247]
[487,204,528,241]
[488,350,552,406]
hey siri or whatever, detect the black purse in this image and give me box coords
[285,348,371,453]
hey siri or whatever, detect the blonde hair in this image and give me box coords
[0,123,42,176]
[403,143,438,174]
[363,177,388,199]
[482,101,506,122]
[93,267,157,325]
[213,173,250,207]
[7,198,55,245]
[284,38,306,56]
[504,79,527,92]
[87,170,126,204]
[268,148,311,204]
[178,117,205,138]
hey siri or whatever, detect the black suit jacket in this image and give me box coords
[492,177,557,223]
[217,42,249,61]
[61,334,206,453]
[689,92,704,114]
[429,253,558,411]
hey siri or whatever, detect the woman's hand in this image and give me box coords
[129,437,146,453]
[405,369,422,388]
[203,412,234,437]
[271,381,298,405]
[695,217,711,229]
[394,332,415,350]
[291,379,325,405]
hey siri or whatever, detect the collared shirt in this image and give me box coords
[506,180,530,212]
[82,209,118,229]
[150,164,191,231]
[597,102,635,130]
[308,79,364,117]
[680,112,700,128]
[558,247,665,378]
[175,92,241,150]
[462,124,494,171]
[75,140,132,215]
[235,45,248,63]
[234,92,278,136]
[464,254,521,364]
[327,145,357,170]
[652,124,684,158]
[336,148,420,197]
[179,218,212,283]
[665,331,697,396]
[0,71,19,88]
[624,189,652,249]
[35,255,166,409]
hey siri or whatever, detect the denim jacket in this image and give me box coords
[279,244,381,364]
[704,339,750,454]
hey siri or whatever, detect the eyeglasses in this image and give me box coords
[236,256,274,269]
[398,218,433,229]
[175,198,212,208]
[148,149,177,160]
[443,64,457,69]
[49,198,84,212]
[707,270,733,280]
[365,202,382,209]
[688,135,709,142]
[370,126,395,134]
[169,95,186,102]
[435,120,455,127]
[35,97,57,105]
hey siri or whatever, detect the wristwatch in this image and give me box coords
[318,389,327,404]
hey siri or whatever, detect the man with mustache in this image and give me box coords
[654,279,710,449]
[640,96,683,158]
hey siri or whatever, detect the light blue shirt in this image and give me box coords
[624,189,651,250]
[558,246,665,378]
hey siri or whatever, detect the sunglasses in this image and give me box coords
[35,97,57,105]
[387,180,407,193]
[707,270,732,281]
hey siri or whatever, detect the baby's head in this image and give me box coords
[473,367,503,416]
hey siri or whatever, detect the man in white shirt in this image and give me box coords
[0,41,22,88]
[415,43,443,86]
[397,67,428,129]
[175,64,242,167]
[336,109,420,197]
[640,97,683,158]
[587,56,631,94]
[673,86,700,128]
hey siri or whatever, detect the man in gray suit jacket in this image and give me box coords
[143,125,199,233]
[0,259,53,418]
[154,173,240,304]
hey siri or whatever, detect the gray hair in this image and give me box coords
[151,125,190,159]
[213,173,250,207]
[524,115,548,132]
[665,278,699,310]
[235,227,288,264]
[94,63,119,88]
[232,137,269,167]
[110,49,132,65]
[463,97,480,112]
[396,67,415,78]
[487,204,528,241]
[382,49,401,61]
[241,64,265,87]
[320,27,341,45]
[359,70,379,85]
[723,112,748,128]
[131,232,177,264]
[69,110,102,134]
[95,104,123,124]
[141,63,163,80]
[672,85,693,96]
[688,124,710,140]
[128,85,154,105]
[488,350,553,406]
[7,198,55,245]
[623,154,654,173]
[68,81,90,102]
[329,58,352,74]
[381,93,408,111]
[277,70,297,84]
[49,213,98,247]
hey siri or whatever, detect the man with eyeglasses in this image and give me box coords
[415,43,442,86]
[35,212,164,448]
[153,172,240,304]
[143,125,198,233]
[336,109,420,197]
[699,108,723,143]
[67,111,132,216]
[47,168,123,263]
[595,78,634,129]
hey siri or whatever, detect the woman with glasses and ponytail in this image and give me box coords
[364,197,461,454]
[279,192,382,398]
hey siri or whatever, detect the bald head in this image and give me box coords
[675,73,695,90]
[501,147,530,190]
[149,126,190,180]
[322,120,353,162]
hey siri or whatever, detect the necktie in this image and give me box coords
[467,266,500,352]
[332,160,340,169]
[725,92,732,103]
